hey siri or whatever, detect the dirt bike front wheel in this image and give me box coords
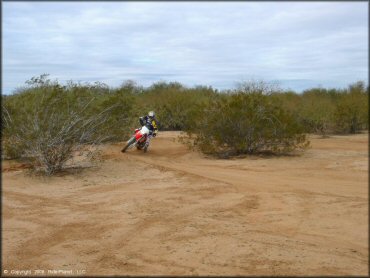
[121,137,136,153]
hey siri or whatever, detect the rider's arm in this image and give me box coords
[152,119,158,131]
[139,116,145,126]
[153,120,159,136]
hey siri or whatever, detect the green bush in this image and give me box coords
[334,82,368,134]
[185,90,309,157]
[135,81,216,131]
[2,76,127,174]
[270,84,368,137]
[3,75,367,167]
[299,89,336,136]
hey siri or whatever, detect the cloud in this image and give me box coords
[2,2,368,94]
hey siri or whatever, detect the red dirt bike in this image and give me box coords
[121,125,152,153]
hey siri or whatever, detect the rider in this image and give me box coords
[139,111,158,151]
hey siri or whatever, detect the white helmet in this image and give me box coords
[148,111,155,118]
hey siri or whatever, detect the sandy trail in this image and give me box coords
[2,132,368,275]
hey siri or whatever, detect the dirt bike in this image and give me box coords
[121,125,152,153]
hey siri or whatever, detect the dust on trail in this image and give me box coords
[2,132,368,275]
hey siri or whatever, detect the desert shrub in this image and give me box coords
[272,83,368,136]
[333,81,368,134]
[2,76,118,174]
[298,88,336,136]
[236,79,282,95]
[135,81,217,131]
[2,102,24,159]
[65,82,136,141]
[98,90,136,140]
[270,91,302,111]
[185,89,309,157]
[3,75,367,167]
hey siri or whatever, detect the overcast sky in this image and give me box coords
[3,2,368,94]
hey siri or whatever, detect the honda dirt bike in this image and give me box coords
[121,125,151,153]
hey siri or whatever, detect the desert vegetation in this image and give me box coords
[2,74,368,173]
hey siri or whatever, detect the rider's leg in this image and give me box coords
[144,134,152,151]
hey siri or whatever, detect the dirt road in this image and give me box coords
[2,132,368,275]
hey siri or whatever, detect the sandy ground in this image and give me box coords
[2,131,368,276]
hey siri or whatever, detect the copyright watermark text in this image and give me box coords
[3,269,86,276]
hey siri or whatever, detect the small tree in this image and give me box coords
[299,89,336,137]
[185,88,309,157]
[334,81,368,134]
[3,76,117,175]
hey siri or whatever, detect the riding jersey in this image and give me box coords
[139,116,158,134]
